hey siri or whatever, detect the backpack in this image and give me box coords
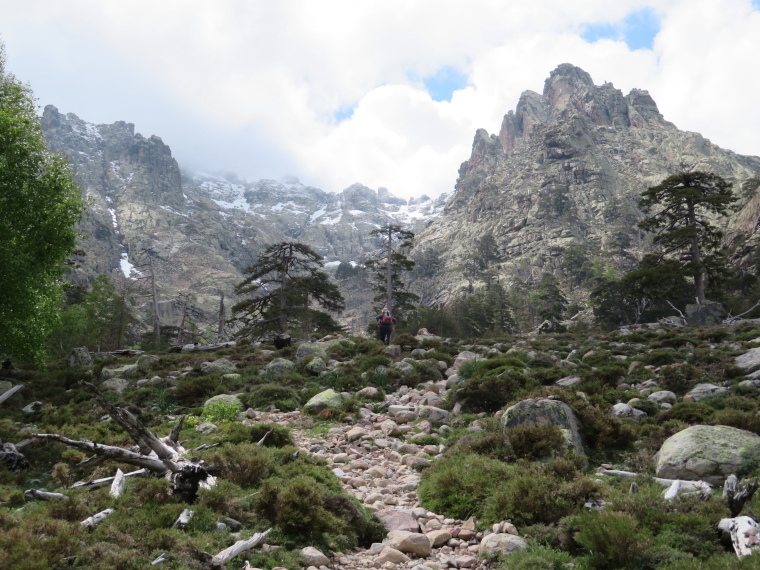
[380,310,393,325]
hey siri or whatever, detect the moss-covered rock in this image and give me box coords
[655,424,760,484]
[304,389,343,414]
[500,398,584,455]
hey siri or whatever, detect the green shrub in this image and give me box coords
[482,458,599,526]
[224,422,294,447]
[201,400,241,423]
[580,363,627,386]
[659,363,702,394]
[709,409,760,435]
[204,443,275,488]
[641,349,678,366]
[417,453,513,521]
[567,510,652,569]
[630,398,659,417]
[491,544,574,569]
[506,424,566,460]
[666,402,712,423]
[243,384,301,412]
[450,369,533,413]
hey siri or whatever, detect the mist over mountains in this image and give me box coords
[41,63,760,330]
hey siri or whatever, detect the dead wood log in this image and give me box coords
[664,479,681,501]
[151,553,168,565]
[81,508,114,530]
[725,474,759,517]
[110,469,126,498]
[168,415,186,445]
[24,489,69,501]
[596,468,713,497]
[257,429,273,447]
[34,434,170,473]
[80,381,179,468]
[181,341,236,353]
[0,384,23,405]
[172,509,194,530]
[203,528,271,568]
[195,443,221,451]
[718,516,760,557]
[71,468,148,490]
[35,382,216,502]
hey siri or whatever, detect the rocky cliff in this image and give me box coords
[41,106,445,329]
[414,64,760,302]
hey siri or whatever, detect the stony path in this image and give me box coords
[252,379,524,570]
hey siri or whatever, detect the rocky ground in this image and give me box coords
[244,370,528,570]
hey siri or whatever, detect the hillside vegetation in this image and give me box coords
[5,322,760,568]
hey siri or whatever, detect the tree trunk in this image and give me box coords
[386,224,393,313]
[687,198,706,303]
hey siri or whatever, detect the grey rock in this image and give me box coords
[648,390,677,405]
[304,389,343,414]
[101,377,130,393]
[200,358,236,375]
[66,347,92,369]
[418,406,452,425]
[735,348,760,374]
[100,364,139,380]
[300,546,330,567]
[136,354,160,374]
[305,357,327,375]
[655,424,760,485]
[203,393,243,412]
[375,510,420,532]
[295,342,328,363]
[685,302,727,326]
[265,357,296,377]
[683,383,729,402]
[501,398,584,455]
[479,533,528,558]
[556,375,582,388]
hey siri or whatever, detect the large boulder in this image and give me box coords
[203,394,244,413]
[304,389,343,414]
[655,425,760,485]
[683,383,729,402]
[386,530,432,557]
[66,347,92,369]
[479,533,528,558]
[375,510,420,533]
[501,398,584,455]
[735,348,760,375]
[295,342,328,363]
[685,301,727,326]
[265,358,296,377]
[136,354,160,374]
[100,364,140,380]
[454,351,482,370]
[300,546,329,567]
[200,358,237,375]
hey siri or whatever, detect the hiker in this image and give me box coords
[376,307,396,345]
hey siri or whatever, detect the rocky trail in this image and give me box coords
[247,378,524,570]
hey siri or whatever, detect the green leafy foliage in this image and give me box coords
[0,44,85,364]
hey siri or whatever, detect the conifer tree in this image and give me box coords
[638,171,736,303]
[232,242,344,338]
[365,224,419,319]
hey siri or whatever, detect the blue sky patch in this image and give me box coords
[333,105,356,123]
[421,65,468,102]
[581,7,661,50]
[753,0,760,11]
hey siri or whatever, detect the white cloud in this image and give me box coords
[1,0,759,199]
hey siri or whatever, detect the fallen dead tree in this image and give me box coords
[33,381,216,502]
[199,528,272,569]
[596,468,713,499]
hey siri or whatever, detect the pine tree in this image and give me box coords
[365,224,419,320]
[638,171,736,303]
[232,242,344,338]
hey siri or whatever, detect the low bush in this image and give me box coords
[449,369,533,413]
[641,349,679,367]
[566,510,653,569]
[242,384,301,412]
[659,363,702,394]
[506,424,566,460]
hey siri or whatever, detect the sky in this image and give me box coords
[2,0,760,200]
